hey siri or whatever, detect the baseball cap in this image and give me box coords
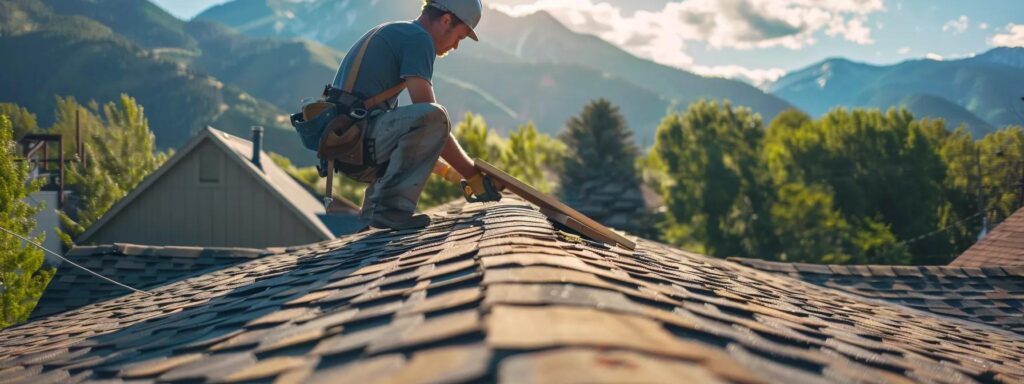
[427,0,483,41]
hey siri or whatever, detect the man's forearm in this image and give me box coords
[441,133,478,179]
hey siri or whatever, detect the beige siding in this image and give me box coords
[87,140,323,248]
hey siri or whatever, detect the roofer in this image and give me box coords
[297,0,502,231]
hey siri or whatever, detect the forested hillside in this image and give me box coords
[0,0,310,162]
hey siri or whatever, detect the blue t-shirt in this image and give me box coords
[331,21,435,110]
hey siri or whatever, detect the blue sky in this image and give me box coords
[152,0,1024,85]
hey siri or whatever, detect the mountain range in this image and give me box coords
[2,0,1022,168]
[0,0,312,162]
[193,0,794,146]
[768,47,1024,137]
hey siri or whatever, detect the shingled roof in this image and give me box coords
[951,206,1024,267]
[2,198,1024,383]
[729,257,1024,336]
[31,244,269,320]
[76,127,362,247]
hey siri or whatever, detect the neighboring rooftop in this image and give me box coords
[31,244,268,320]
[729,257,1024,335]
[2,198,1023,383]
[75,127,362,248]
[951,206,1024,267]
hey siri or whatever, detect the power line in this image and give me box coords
[898,211,985,247]
[0,225,151,296]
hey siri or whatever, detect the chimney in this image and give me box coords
[251,126,264,170]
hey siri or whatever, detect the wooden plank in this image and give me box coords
[539,207,621,248]
[476,159,636,250]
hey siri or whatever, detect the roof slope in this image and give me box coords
[730,257,1024,335]
[951,206,1024,267]
[2,198,1023,383]
[77,127,349,244]
[31,244,268,320]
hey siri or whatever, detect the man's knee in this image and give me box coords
[421,103,451,135]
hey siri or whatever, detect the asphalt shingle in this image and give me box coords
[730,257,1024,335]
[951,206,1024,267]
[31,244,268,319]
[1,197,1023,383]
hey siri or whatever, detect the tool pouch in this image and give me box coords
[318,112,366,166]
[291,101,338,151]
[292,100,382,183]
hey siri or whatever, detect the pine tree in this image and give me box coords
[560,99,638,186]
[57,95,168,247]
[0,115,55,329]
[559,99,646,232]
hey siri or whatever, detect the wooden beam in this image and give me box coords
[476,159,636,250]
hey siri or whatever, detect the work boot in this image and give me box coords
[370,211,431,230]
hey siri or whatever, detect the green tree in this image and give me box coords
[560,99,638,186]
[57,95,168,247]
[977,127,1024,224]
[652,100,774,258]
[558,99,649,233]
[0,104,38,139]
[918,124,984,261]
[500,122,564,194]
[0,115,55,328]
[763,108,950,264]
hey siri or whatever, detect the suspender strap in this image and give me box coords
[342,25,381,93]
[341,25,409,111]
[363,83,407,110]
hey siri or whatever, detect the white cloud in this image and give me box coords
[897,46,910,54]
[925,53,944,61]
[492,0,885,84]
[990,23,1024,47]
[942,15,969,35]
[689,65,787,88]
[978,22,990,30]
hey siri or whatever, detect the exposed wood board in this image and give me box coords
[476,159,636,250]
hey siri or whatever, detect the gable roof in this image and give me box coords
[77,127,339,244]
[951,206,1024,267]
[729,257,1024,335]
[30,244,268,320]
[2,197,1023,383]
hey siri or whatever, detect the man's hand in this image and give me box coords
[462,173,502,202]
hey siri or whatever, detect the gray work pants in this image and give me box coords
[359,103,451,221]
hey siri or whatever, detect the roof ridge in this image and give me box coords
[3,198,1024,383]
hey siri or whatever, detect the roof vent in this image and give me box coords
[251,126,264,170]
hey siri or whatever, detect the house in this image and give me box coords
[949,206,1024,267]
[1,197,1022,383]
[74,127,362,249]
[18,133,73,264]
